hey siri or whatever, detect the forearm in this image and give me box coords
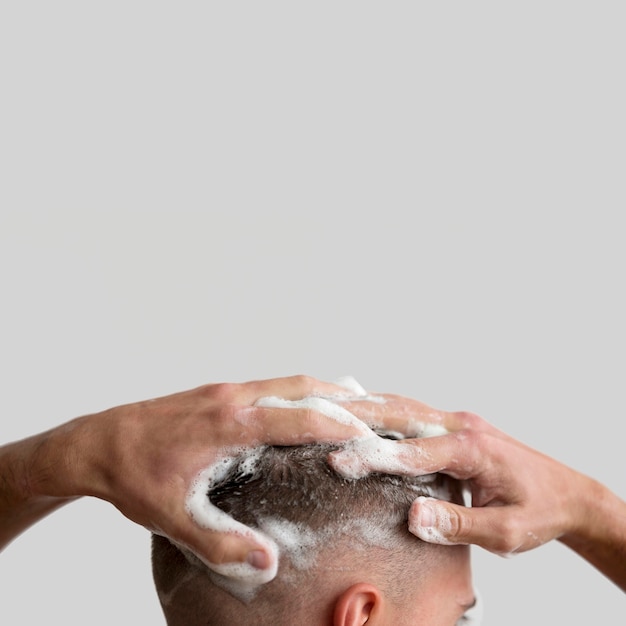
[559,475,626,592]
[0,418,89,551]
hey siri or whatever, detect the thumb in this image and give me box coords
[409,497,530,557]
[177,524,279,583]
[408,496,461,546]
[409,496,519,553]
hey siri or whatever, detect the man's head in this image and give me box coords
[152,442,475,626]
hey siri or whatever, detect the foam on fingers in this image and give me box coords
[185,447,279,593]
[184,375,453,599]
[408,496,456,546]
[254,394,374,436]
[328,436,422,479]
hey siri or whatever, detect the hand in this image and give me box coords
[331,398,626,591]
[406,415,586,556]
[333,399,581,553]
[0,375,365,572]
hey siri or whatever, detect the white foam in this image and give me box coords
[408,496,455,546]
[254,395,374,436]
[331,375,387,404]
[346,517,406,551]
[206,566,269,603]
[333,375,368,396]
[258,514,410,575]
[371,417,448,438]
[184,446,280,592]
[329,436,415,479]
[412,422,449,438]
[183,378,382,594]
[255,384,449,488]
[184,376,450,598]
[257,517,320,571]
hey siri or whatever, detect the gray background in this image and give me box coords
[1,3,624,624]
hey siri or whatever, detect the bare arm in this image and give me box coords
[0,424,81,551]
[555,470,626,592]
[0,376,363,569]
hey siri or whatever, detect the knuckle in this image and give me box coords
[209,382,237,402]
[456,411,482,430]
[446,507,473,541]
[443,430,488,479]
[455,427,486,450]
[291,374,318,390]
[491,516,525,554]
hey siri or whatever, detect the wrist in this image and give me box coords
[0,417,93,550]
[22,418,89,501]
[47,409,123,502]
[558,473,626,591]
[558,472,619,548]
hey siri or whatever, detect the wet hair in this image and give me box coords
[152,442,465,625]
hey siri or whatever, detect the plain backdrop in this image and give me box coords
[1,3,624,624]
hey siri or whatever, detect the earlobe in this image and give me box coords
[333,583,382,626]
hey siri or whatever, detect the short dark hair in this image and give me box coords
[152,442,465,625]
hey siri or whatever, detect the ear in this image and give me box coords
[333,583,383,626]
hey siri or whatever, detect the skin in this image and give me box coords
[329,546,475,626]
[376,545,475,626]
[335,395,626,593]
[1,375,624,598]
[159,538,474,626]
[0,375,368,569]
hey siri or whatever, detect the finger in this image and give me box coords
[341,395,455,435]
[235,404,371,445]
[341,395,497,439]
[329,431,490,480]
[174,524,279,584]
[408,497,531,556]
[180,477,281,583]
[236,374,372,404]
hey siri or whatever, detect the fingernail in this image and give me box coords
[410,498,455,545]
[418,500,435,528]
[246,549,270,570]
